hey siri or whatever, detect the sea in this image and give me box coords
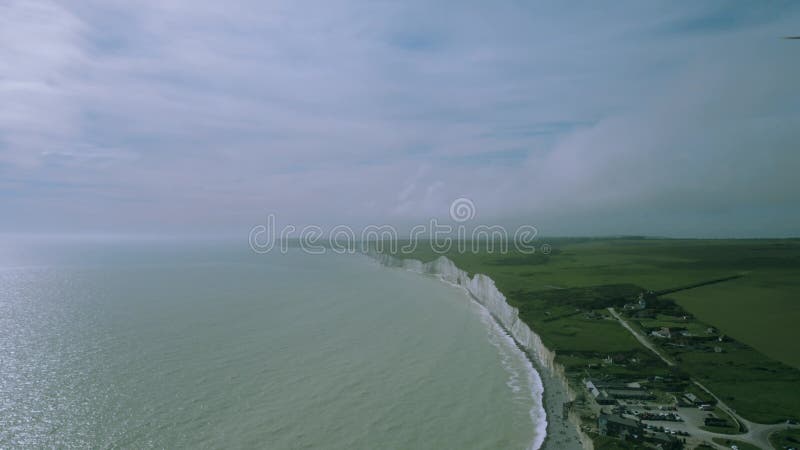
[0,237,545,449]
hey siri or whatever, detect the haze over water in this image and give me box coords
[0,238,543,449]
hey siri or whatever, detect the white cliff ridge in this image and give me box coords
[371,253,592,450]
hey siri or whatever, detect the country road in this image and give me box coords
[607,307,674,366]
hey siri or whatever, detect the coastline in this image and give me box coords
[370,252,592,450]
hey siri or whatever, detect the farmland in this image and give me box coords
[387,237,800,447]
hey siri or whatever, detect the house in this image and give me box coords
[651,327,672,339]
[598,414,643,439]
[589,378,640,391]
[606,388,655,401]
[682,392,714,407]
[596,391,616,405]
[586,380,600,397]
[585,380,618,405]
[638,293,647,309]
[647,432,685,450]
[624,293,648,311]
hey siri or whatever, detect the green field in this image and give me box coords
[699,407,740,435]
[711,437,761,450]
[670,272,800,369]
[388,238,800,424]
[769,428,800,449]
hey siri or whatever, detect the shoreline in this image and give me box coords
[370,252,591,450]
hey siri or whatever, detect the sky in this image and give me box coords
[1,0,799,237]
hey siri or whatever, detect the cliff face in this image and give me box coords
[372,253,593,450]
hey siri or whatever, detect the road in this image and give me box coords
[692,380,798,449]
[607,307,674,366]
[608,308,799,449]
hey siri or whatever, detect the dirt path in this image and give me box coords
[607,307,674,366]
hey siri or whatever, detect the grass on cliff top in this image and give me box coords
[388,238,800,368]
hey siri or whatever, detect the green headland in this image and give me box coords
[386,238,800,449]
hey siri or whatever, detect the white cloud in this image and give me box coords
[0,0,798,236]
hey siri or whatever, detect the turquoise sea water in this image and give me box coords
[0,238,543,449]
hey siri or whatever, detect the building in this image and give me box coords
[606,388,654,401]
[585,380,618,405]
[596,391,616,405]
[647,432,684,450]
[598,414,642,439]
[704,417,728,427]
[681,392,711,406]
[624,293,647,311]
[651,327,672,339]
[586,380,600,397]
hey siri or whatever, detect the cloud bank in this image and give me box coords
[1,0,798,236]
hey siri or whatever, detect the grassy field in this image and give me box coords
[768,428,800,449]
[670,271,800,369]
[711,437,762,450]
[592,435,638,449]
[388,238,800,424]
[699,407,742,434]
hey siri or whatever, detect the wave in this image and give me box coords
[475,301,547,450]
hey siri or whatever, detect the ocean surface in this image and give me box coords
[0,238,544,449]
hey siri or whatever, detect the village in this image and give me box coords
[558,288,796,450]
[577,374,738,449]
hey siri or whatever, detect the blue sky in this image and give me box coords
[1,0,799,236]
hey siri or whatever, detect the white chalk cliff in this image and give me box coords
[372,253,593,450]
